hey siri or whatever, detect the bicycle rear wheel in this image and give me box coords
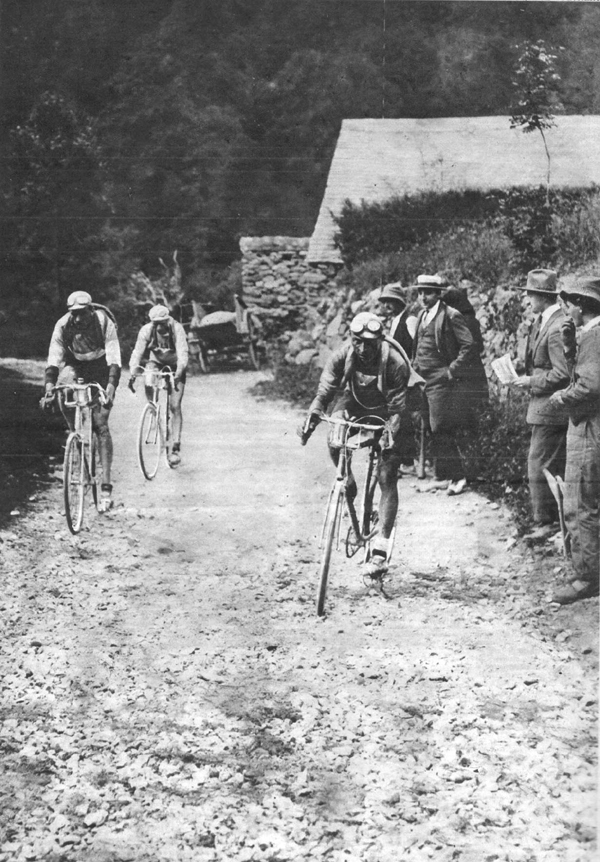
[63,433,85,534]
[138,402,162,480]
[317,481,343,617]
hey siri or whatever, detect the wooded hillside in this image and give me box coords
[1,0,599,348]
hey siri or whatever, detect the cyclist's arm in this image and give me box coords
[385,355,410,416]
[308,348,347,415]
[128,326,151,377]
[45,317,68,387]
[104,317,121,371]
[173,321,189,377]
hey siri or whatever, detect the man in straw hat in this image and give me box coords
[547,276,600,604]
[511,269,570,532]
[300,311,421,580]
[411,274,479,496]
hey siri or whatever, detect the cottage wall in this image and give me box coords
[239,237,340,348]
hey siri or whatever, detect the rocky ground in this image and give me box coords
[0,365,597,862]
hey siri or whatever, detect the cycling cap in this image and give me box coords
[149,305,170,322]
[350,312,384,340]
[67,291,92,310]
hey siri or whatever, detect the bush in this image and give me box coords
[334,189,500,267]
[251,352,321,410]
[464,388,533,530]
[334,185,600,274]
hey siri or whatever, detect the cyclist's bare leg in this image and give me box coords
[327,443,357,501]
[169,381,185,446]
[58,399,76,432]
[377,452,400,539]
[92,405,113,486]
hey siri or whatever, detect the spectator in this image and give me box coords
[411,273,478,496]
[377,282,418,357]
[548,276,600,604]
[377,281,420,472]
[511,269,570,531]
[441,285,489,480]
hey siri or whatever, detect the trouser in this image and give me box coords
[527,423,567,524]
[422,379,464,482]
[563,416,600,585]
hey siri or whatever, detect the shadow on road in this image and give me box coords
[0,360,64,526]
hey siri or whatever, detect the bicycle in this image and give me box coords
[311,412,397,617]
[129,365,178,480]
[55,380,107,534]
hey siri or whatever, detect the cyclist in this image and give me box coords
[127,304,189,466]
[300,311,418,579]
[42,290,121,512]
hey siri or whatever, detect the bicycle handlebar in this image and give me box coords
[55,382,108,408]
[313,411,385,433]
[129,365,179,392]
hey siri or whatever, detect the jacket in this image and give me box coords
[309,339,412,418]
[558,320,600,426]
[46,309,121,387]
[525,307,570,426]
[390,310,417,358]
[129,319,189,376]
[412,303,478,379]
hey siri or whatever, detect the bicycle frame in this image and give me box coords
[132,365,176,479]
[56,381,107,533]
[320,415,384,554]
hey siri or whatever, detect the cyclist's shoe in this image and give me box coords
[363,552,388,582]
[168,445,181,467]
[98,483,114,513]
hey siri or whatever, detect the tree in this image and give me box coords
[509,40,564,205]
[7,91,109,310]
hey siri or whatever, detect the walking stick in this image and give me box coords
[417,416,426,479]
[542,468,572,558]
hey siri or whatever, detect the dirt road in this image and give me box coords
[0,370,597,862]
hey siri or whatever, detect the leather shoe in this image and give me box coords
[551,580,599,605]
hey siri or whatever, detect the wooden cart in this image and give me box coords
[186,294,262,373]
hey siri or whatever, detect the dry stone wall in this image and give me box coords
[240,236,532,379]
[239,237,340,343]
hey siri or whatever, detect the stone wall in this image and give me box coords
[239,236,340,342]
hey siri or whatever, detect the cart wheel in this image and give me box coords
[248,340,261,371]
[198,345,210,374]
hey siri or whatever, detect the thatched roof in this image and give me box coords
[307,115,600,264]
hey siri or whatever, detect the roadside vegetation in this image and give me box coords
[255,185,600,531]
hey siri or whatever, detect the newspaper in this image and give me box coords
[491,353,519,385]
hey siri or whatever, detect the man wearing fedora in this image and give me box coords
[547,276,600,604]
[512,269,570,530]
[411,273,478,495]
[377,281,418,357]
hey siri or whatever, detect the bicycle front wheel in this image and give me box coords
[63,433,85,534]
[317,481,343,617]
[138,403,162,480]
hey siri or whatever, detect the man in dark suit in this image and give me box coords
[512,269,570,528]
[377,282,418,357]
[411,273,479,495]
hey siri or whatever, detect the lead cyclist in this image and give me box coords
[300,311,415,578]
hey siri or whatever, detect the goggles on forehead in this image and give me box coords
[350,318,382,337]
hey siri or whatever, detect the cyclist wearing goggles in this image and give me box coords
[42,291,121,512]
[300,311,415,577]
